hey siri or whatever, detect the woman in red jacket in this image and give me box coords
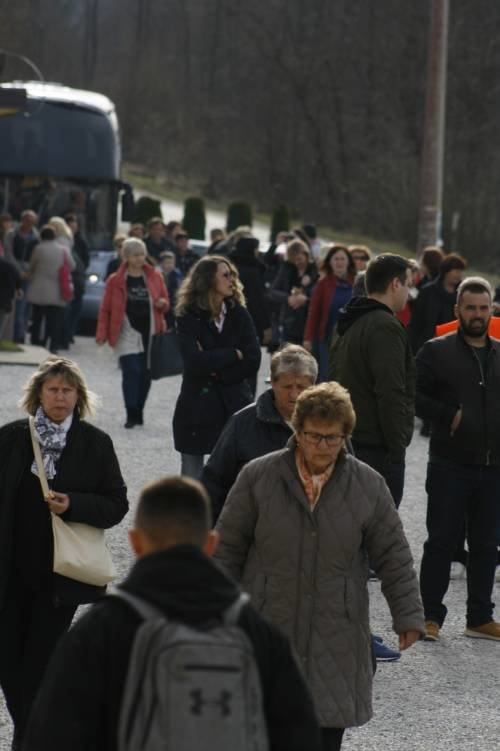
[303,245,355,381]
[96,238,169,427]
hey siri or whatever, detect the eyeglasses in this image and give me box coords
[301,431,345,447]
[220,271,232,279]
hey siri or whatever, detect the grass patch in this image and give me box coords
[0,340,23,352]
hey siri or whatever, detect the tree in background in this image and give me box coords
[226,201,253,233]
[270,204,290,241]
[133,196,162,226]
[182,197,206,240]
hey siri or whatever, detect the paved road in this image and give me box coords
[0,338,498,750]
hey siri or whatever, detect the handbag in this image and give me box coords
[150,330,183,379]
[59,251,74,301]
[29,417,116,587]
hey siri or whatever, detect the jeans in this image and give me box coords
[63,296,83,345]
[181,453,205,480]
[119,352,151,411]
[30,304,65,352]
[351,442,405,508]
[420,461,500,628]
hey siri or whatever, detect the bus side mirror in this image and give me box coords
[120,182,134,222]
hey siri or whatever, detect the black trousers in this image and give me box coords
[351,442,405,508]
[321,727,345,751]
[0,588,76,741]
[30,304,65,352]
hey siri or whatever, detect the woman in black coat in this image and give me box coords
[270,239,318,345]
[0,356,128,749]
[173,255,261,479]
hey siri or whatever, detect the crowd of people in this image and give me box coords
[0,210,500,750]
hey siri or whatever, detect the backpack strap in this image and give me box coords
[223,592,250,626]
[107,587,166,622]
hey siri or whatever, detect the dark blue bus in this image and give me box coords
[0,81,133,321]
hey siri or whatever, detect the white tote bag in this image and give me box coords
[29,416,117,587]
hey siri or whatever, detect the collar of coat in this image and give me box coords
[255,388,290,427]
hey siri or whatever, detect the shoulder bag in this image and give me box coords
[150,330,184,379]
[29,416,116,587]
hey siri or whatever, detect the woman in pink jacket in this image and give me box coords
[96,238,169,427]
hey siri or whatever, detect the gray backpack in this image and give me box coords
[112,589,269,751]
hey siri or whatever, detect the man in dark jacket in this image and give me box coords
[329,253,414,507]
[230,236,271,344]
[416,277,500,642]
[202,344,317,521]
[23,476,321,751]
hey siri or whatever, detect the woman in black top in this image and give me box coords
[0,356,128,749]
[173,255,261,479]
[270,239,318,345]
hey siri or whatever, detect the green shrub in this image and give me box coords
[133,195,163,226]
[182,197,206,240]
[270,204,290,241]
[226,201,252,233]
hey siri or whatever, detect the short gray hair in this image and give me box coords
[456,276,492,304]
[270,344,318,382]
[122,237,147,259]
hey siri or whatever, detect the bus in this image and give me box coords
[0,80,134,321]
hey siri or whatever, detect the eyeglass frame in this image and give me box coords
[300,430,345,447]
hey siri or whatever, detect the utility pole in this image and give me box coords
[416,0,449,255]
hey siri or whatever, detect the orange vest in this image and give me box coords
[435,318,500,338]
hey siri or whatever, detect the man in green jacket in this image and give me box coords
[329,253,414,507]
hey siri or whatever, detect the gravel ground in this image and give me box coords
[0,337,498,750]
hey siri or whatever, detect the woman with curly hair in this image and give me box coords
[173,255,261,478]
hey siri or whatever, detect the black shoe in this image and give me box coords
[135,408,144,426]
[124,409,137,428]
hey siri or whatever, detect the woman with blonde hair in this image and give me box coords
[0,356,127,748]
[48,216,73,252]
[96,237,169,428]
[173,255,261,478]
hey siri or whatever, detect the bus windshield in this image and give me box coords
[0,175,118,250]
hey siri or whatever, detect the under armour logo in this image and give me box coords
[190,689,232,716]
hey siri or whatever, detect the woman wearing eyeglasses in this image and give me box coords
[173,255,261,479]
[215,382,424,751]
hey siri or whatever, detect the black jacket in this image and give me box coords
[23,546,321,751]
[415,330,500,466]
[0,415,128,608]
[270,261,318,343]
[408,276,457,354]
[173,303,261,454]
[330,297,415,463]
[230,247,271,340]
[0,256,20,312]
[202,389,292,521]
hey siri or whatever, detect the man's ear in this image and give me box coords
[203,529,219,557]
[129,528,145,558]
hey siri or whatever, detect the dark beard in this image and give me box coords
[459,314,489,338]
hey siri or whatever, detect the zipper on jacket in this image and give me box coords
[469,346,489,465]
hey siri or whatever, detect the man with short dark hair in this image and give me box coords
[329,253,414,508]
[23,476,321,751]
[174,231,199,275]
[144,217,169,261]
[416,277,500,642]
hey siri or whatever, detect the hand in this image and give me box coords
[450,407,462,436]
[46,491,70,515]
[236,349,243,360]
[399,630,422,651]
[15,289,24,300]
[20,270,29,281]
[292,293,307,308]
[303,340,313,352]
[154,297,167,309]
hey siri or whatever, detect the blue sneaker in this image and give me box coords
[372,634,383,643]
[373,638,401,662]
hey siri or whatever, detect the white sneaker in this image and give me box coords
[450,562,466,580]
